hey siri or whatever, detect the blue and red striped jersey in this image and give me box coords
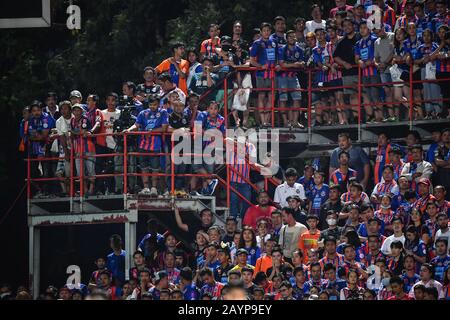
[135,108,168,151]
[436,45,450,73]
[278,44,304,78]
[355,34,378,76]
[70,116,96,154]
[250,38,278,78]
[374,144,391,185]
[227,142,256,183]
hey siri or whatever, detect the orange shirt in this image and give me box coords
[298,230,320,263]
[155,58,189,95]
[254,254,273,277]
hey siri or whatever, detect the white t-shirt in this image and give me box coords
[278,222,308,258]
[101,109,121,150]
[305,20,326,35]
[274,182,306,208]
[53,115,73,156]
[381,234,405,255]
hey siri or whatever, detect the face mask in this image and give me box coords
[381,278,390,287]
[380,204,391,210]
[327,218,337,226]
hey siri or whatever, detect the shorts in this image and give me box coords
[311,85,327,105]
[362,74,381,94]
[139,149,160,172]
[380,72,392,86]
[325,78,343,93]
[255,77,272,90]
[278,76,302,101]
[56,159,71,178]
[342,75,358,95]
[75,152,95,179]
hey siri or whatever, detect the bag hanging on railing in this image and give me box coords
[389,64,403,83]
[232,73,252,111]
[425,62,436,80]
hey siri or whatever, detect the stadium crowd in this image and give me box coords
[5,0,450,300]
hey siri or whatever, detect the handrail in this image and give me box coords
[24,65,450,213]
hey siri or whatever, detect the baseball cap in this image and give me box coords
[286,195,301,202]
[389,145,403,155]
[71,103,83,110]
[236,248,249,256]
[418,177,431,186]
[154,271,168,283]
[70,90,82,99]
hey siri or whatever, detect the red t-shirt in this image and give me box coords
[243,205,277,229]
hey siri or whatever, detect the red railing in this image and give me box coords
[25,63,449,210]
[25,130,271,212]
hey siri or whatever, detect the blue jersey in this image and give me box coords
[401,272,420,293]
[426,141,441,164]
[312,43,329,83]
[135,108,168,151]
[416,16,431,40]
[250,38,278,78]
[322,279,347,300]
[297,176,315,198]
[106,250,126,285]
[137,233,165,254]
[403,37,423,61]
[279,44,304,78]
[245,246,261,266]
[309,184,329,216]
[355,34,378,76]
[431,255,450,282]
[27,113,55,156]
[183,284,200,300]
[196,111,225,133]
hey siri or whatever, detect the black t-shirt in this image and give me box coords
[294,209,308,225]
[320,200,344,229]
[319,227,344,242]
[137,83,161,97]
[169,112,190,130]
[334,33,361,76]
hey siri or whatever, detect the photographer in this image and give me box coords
[114,98,139,194]
[189,57,219,107]
[120,81,144,117]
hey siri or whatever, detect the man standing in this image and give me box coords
[125,96,168,196]
[333,19,361,124]
[278,207,307,262]
[434,128,450,190]
[156,42,189,95]
[101,93,121,194]
[329,133,370,189]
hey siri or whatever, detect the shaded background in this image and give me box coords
[0,0,330,289]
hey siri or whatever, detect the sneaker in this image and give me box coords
[177,190,187,197]
[293,122,305,129]
[202,179,218,196]
[189,191,201,197]
[150,187,158,197]
[139,187,151,195]
[162,190,170,197]
[33,191,44,199]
